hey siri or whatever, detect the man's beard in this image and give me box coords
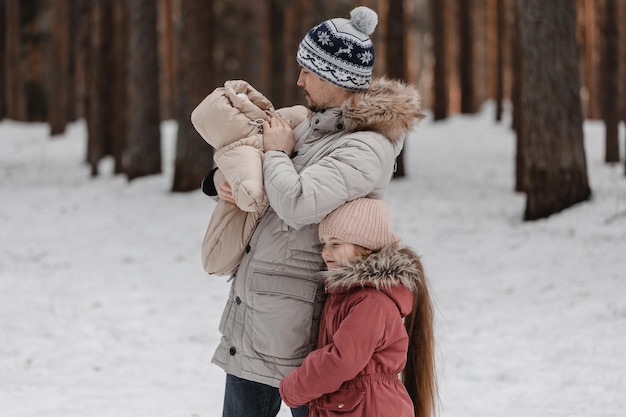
[305,93,324,112]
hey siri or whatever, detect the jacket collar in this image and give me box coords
[309,108,345,133]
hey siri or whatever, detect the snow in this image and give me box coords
[1,104,625,417]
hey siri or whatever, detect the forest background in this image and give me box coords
[1,0,625,220]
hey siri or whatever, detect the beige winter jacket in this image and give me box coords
[211,77,426,387]
[191,80,308,275]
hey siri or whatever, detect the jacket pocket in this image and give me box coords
[249,271,320,360]
[316,389,366,413]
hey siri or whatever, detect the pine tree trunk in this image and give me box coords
[72,0,90,121]
[512,0,524,192]
[270,0,286,107]
[386,0,405,80]
[124,0,162,180]
[48,0,70,136]
[0,0,6,120]
[112,0,128,174]
[458,0,475,113]
[518,0,591,220]
[602,0,619,163]
[171,0,215,192]
[495,0,505,121]
[5,0,26,121]
[431,0,448,121]
[86,0,115,176]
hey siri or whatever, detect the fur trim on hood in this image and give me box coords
[341,76,425,143]
[322,245,423,294]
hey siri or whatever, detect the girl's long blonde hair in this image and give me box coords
[400,247,437,417]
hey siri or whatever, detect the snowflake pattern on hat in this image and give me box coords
[297,8,377,91]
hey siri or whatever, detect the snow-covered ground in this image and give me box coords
[1,104,625,417]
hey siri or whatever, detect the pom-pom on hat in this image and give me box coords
[297,6,378,91]
[319,198,399,251]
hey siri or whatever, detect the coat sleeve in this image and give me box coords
[263,133,394,229]
[278,294,388,408]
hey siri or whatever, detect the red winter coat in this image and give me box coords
[279,246,421,417]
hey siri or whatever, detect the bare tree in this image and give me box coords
[458,0,475,113]
[495,0,505,121]
[601,0,619,163]
[431,0,448,121]
[111,0,128,174]
[517,0,591,220]
[511,1,524,192]
[0,0,6,120]
[171,0,215,192]
[86,0,115,176]
[47,0,70,136]
[124,0,162,180]
[4,0,26,121]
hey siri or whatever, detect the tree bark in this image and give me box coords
[48,0,70,136]
[86,0,115,176]
[111,0,128,174]
[458,0,475,113]
[495,0,505,121]
[4,0,26,121]
[601,0,619,163]
[431,0,448,121]
[0,0,6,120]
[512,0,524,192]
[124,0,162,180]
[518,0,591,220]
[171,0,215,192]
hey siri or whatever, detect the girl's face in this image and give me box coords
[319,235,371,270]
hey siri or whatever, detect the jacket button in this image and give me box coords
[235,296,241,305]
[245,244,251,253]
[229,347,236,356]
[337,403,344,409]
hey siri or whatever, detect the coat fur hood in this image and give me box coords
[341,77,425,143]
[322,245,423,294]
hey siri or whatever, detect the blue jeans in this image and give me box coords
[223,373,308,417]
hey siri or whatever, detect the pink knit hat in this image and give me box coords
[319,198,399,250]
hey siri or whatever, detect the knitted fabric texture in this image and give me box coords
[296,6,378,91]
[318,198,399,251]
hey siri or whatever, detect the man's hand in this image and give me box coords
[263,116,295,156]
[214,169,236,204]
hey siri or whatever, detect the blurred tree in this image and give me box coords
[511,0,524,192]
[517,0,591,220]
[86,0,115,176]
[458,0,475,114]
[111,0,128,174]
[269,0,286,106]
[72,0,90,122]
[157,0,177,120]
[282,0,311,107]
[494,0,505,121]
[430,0,448,121]
[601,0,619,163]
[386,0,405,81]
[4,0,26,121]
[387,0,407,178]
[124,0,162,180]
[0,0,5,120]
[47,0,70,136]
[171,0,215,192]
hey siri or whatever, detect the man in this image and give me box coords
[204,6,425,417]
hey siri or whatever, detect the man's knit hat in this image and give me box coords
[319,198,399,251]
[297,6,378,91]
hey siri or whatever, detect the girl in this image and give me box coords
[279,198,437,417]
